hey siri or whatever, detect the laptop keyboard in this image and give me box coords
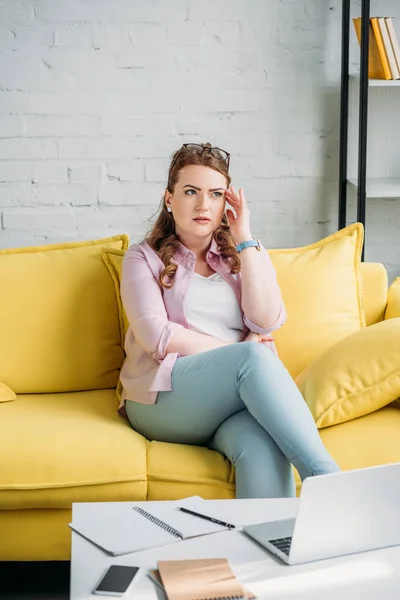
[268,536,292,555]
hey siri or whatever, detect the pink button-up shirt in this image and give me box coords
[119,238,286,412]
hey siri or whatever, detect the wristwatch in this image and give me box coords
[236,239,261,253]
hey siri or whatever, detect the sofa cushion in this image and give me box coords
[386,277,400,320]
[0,389,147,509]
[0,382,16,403]
[269,223,365,377]
[296,318,400,428]
[360,262,388,325]
[0,235,128,393]
[319,403,400,469]
[147,441,235,501]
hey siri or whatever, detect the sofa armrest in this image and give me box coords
[385,278,400,320]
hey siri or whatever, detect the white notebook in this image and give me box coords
[69,497,232,556]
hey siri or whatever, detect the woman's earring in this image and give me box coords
[167,206,172,213]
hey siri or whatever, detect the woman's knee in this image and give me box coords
[211,410,284,464]
[235,341,277,376]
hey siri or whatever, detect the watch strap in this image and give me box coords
[236,239,260,253]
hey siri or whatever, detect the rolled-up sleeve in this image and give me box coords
[121,245,183,361]
[242,247,287,335]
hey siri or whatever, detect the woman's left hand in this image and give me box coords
[225,185,252,244]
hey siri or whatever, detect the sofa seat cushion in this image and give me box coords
[319,403,400,469]
[147,441,235,500]
[0,390,147,509]
[292,404,400,495]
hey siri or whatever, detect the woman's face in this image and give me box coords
[165,164,228,244]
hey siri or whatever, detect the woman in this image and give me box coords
[120,142,340,499]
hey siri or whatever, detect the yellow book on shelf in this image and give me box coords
[353,18,387,79]
[370,17,392,79]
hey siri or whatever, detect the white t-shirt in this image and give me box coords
[184,272,244,343]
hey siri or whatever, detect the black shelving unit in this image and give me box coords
[339,0,370,261]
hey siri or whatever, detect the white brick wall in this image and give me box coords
[0,0,399,281]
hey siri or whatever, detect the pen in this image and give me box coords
[177,507,236,529]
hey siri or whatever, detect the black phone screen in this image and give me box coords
[95,565,139,593]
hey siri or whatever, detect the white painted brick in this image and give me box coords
[167,23,205,46]
[99,183,164,206]
[37,1,186,23]
[126,23,167,47]
[0,162,32,183]
[14,29,54,49]
[58,138,136,160]
[145,160,169,183]
[188,0,271,23]
[0,182,31,207]
[36,2,114,23]
[24,115,100,137]
[0,230,50,249]
[184,46,261,69]
[0,63,76,93]
[113,47,176,69]
[146,67,221,91]
[204,22,241,45]
[2,208,77,233]
[69,165,104,184]
[101,93,178,114]
[0,91,85,116]
[177,112,275,135]
[91,25,134,49]
[76,205,157,235]
[0,139,57,160]
[130,137,185,159]
[100,116,174,137]
[111,2,187,23]
[32,162,69,184]
[0,117,24,138]
[42,47,114,74]
[74,68,151,93]
[0,30,16,51]
[106,161,144,182]
[240,24,279,47]
[54,27,94,47]
[30,183,98,207]
[0,5,34,27]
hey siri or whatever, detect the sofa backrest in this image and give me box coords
[0,235,128,395]
[360,262,388,326]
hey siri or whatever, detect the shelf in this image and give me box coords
[350,75,400,87]
[347,178,400,199]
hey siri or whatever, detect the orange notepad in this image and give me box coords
[153,559,256,600]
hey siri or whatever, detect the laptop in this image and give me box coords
[243,463,400,565]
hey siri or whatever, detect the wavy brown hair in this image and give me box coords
[146,142,241,289]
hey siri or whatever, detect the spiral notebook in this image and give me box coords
[152,559,255,600]
[69,497,230,556]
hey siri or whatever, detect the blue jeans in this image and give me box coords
[125,343,340,499]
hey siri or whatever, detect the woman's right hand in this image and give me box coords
[242,332,275,343]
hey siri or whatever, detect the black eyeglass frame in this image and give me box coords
[168,143,231,176]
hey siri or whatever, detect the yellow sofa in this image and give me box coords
[1,229,400,561]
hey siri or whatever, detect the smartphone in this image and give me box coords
[93,565,140,596]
